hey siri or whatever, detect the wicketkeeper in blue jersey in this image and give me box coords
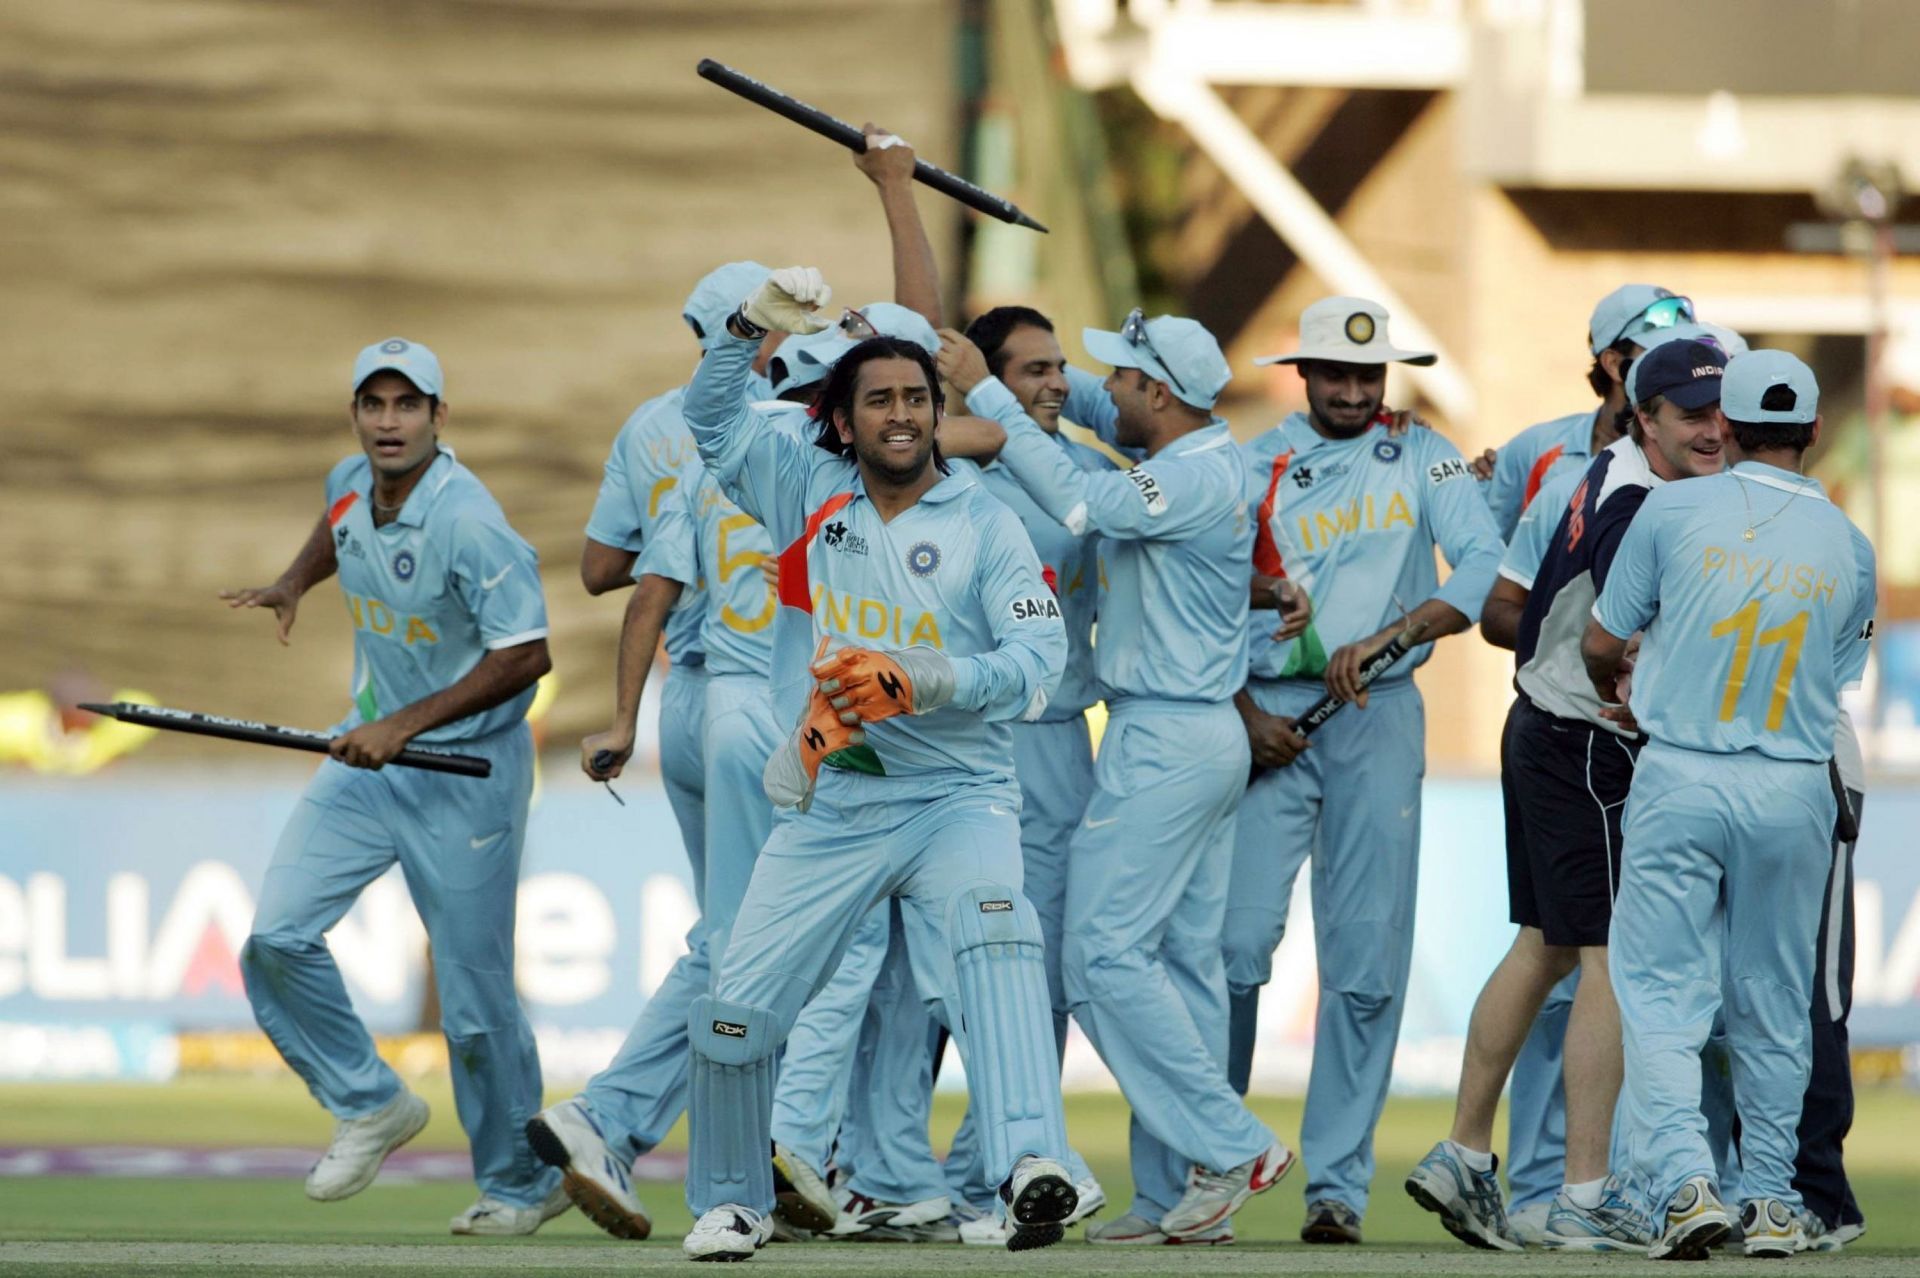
[1584,351,1876,1261]
[1229,297,1505,1245]
[224,339,565,1234]
[674,266,1075,1261]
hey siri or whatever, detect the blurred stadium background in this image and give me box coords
[4,0,1919,1253]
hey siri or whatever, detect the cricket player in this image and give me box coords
[677,268,1075,1261]
[1409,339,1732,1253]
[226,338,565,1233]
[1475,284,1691,1234]
[532,304,973,1244]
[807,306,1116,1246]
[1486,286,1694,539]
[1228,297,1504,1245]
[1585,351,1875,1260]
[943,308,1293,1244]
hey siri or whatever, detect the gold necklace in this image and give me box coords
[1735,469,1804,542]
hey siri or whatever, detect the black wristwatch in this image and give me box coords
[727,306,768,341]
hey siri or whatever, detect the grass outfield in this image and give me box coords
[0,1078,1915,1275]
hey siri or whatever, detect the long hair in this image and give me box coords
[809,336,949,473]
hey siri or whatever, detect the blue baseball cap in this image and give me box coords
[1084,312,1232,411]
[352,337,443,397]
[1646,321,1751,359]
[1589,284,1692,354]
[684,261,772,349]
[1626,338,1725,410]
[767,326,846,397]
[792,301,941,373]
[1722,350,1819,424]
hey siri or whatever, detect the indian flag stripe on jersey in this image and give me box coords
[328,490,360,527]
[1253,449,1330,676]
[776,491,856,612]
[353,664,379,723]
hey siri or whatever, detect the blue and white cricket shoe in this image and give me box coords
[1405,1140,1521,1251]
[1540,1179,1653,1251]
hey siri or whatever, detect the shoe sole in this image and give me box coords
[308,1098,429,1203]
[1743,1239,1800,1258]
[1404,1173,1514,1252]
[1005,1170,1076,1252]
[769,1153,837,1234]
[1541,1234,1641,1253]
[525,1118,651,1241]
[1008,1223,1064,1252]
[1300,1221,1362,1245]
[1010,1170,1077,1229]
[1651,1216,1731,1261]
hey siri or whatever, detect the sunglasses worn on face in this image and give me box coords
[1120,307,1187,395]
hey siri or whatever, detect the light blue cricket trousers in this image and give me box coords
[1223,676,1424,1217]
[1064,699,1272,1219]
[945,715,1098,1209]
[1610,741,1833,1216]
[687,770,1067,1217]
[580,670,771,1163]
[242,721,554,1206]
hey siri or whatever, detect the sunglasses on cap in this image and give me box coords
[1120,307,1188,395]
[1621,295,1694,343]
[837,307,879,340]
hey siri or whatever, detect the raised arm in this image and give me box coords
[686,271,832,531]
[853,124,940,327]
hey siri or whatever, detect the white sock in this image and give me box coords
[1445,1140,1494,1174]
[1565,1177,1607,1210]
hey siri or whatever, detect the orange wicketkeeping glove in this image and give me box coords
[813,645,956,724]
[763,685,866,812]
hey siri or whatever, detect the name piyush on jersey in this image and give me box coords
[1700,546,1842,606]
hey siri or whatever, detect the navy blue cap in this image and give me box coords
[1626,339,1726,410]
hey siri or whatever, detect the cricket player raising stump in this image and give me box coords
[674,267,1075,1261]
[223,338,565,1234]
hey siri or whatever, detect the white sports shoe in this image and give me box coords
[526,1098,652,1240]
[1160,1140,1294,1237]
[825,1190,956,1242]
[684,1204,772,1261]
[1086,1211,1236,1245]
[1739,1197,1807,1257]
[770,1143,837,1234]
[449,1183,571,1235]
[1507,1199,1552,1246]
[1000,1154,1078,1251]
[1648,1176,1731,1261]
[1066,1172,1107,1225]
[303,1088,430,1202]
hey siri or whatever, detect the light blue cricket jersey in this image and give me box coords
[1241,413,1504,683]
[586,386,706,667]
[323,448,547,744]
[1487,410,1598,540]
[967,373,1250,705]
[1593,462,1876,762]
[975,435,1111,722]
[1498,468,1583,586]
[637,454,777,680]
[683,334,1066,785]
